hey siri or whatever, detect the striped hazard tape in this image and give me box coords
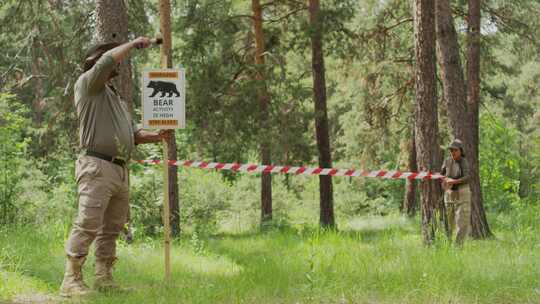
[134,159,445,180]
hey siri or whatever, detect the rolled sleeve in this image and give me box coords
[84,54,116,94]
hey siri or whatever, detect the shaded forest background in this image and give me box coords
[0,0,539,240]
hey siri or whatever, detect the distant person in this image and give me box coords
[441,139,471,246]
[60,37,171,297]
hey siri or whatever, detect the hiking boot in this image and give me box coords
[59,256,91,297]
[94,257,120,291]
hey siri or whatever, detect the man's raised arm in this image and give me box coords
[85,37,152,94]
[106,37,152,64]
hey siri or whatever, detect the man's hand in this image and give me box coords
[133,36,152,49]
[158,129,174,141]
[108,36,152,64]
[445,178,458,185]
[442,178,457,191]
[135,129,174,145]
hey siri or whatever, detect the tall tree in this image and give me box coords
[466,0,491,238]
[252,0,273,226]
[435,0,469,141]
[402,127,417,217]
[435,0,491,239]
[308,0,335,228]
[30,24,45,127]
[413,0,442,244]
[159,0,181,236]
[95,0,133,113]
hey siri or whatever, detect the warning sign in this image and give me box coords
[142,68,185,129]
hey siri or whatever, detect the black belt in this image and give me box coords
[85,151,126,167]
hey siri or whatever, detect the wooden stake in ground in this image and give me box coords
[162,137,171,280]
[159,0,174,280]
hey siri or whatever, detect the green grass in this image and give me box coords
[1,216,539,303]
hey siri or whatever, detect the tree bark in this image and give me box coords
[413,0,442,245]
[467,0,492,238]
[95,0,133,113]
[402,128,417,217]
[308,0,335,229]
[159,0,181,236]
[31,25,44,128]
[435,0,470,141]
[252,0,273,226]
[518,139,531,198]
[435,0,471,240]
[435,0,491,239]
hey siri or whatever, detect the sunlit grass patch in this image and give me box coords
[119,242,243,278]
[342,214,413,232]
[0,270,50,300]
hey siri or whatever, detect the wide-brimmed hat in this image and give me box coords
[447,139,463,150]
[82,42,120,71]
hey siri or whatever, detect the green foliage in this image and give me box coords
[479,114,521,211]
[334,177,404,219]
[479,114,540,212]
[0,94,30,225]
[329,0,415,167]
[128,164,165,237]
[174,0,258,162]
[0,94,77,229]
[493,203,540,244]
[180,168,231,235]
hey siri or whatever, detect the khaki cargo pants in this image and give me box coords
[65,155,129,259]
[444,185,471,245]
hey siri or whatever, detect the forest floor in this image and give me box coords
[1,216,539,304]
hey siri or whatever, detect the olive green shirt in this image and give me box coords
[441,157,470,185]
[74,54,138,159]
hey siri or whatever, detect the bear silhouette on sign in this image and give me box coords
[147,81,181,98]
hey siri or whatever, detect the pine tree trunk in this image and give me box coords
[403,128,417,217]
[159,0,181,236]
[435,0,470,141]
[435,0,491,239]
[31,26,44,128]
[413,0,442,245]
[467,0,492,238]
[518,140,531,198]
[252,0,273,226]
[308,0,335,229]
[95,0,133,113]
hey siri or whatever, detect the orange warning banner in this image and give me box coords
[149,72,178,79]
[148,119,178,126]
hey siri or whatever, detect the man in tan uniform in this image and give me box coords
[441,139,471,246]
[60,37,170,296]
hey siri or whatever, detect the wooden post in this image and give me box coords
[162,139,171,280]
[159,0,174,281]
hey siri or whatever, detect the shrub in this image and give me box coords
[0,93,31,225]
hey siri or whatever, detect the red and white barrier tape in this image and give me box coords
[134,159,445,180]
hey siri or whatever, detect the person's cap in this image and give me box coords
[448,139,463,150]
